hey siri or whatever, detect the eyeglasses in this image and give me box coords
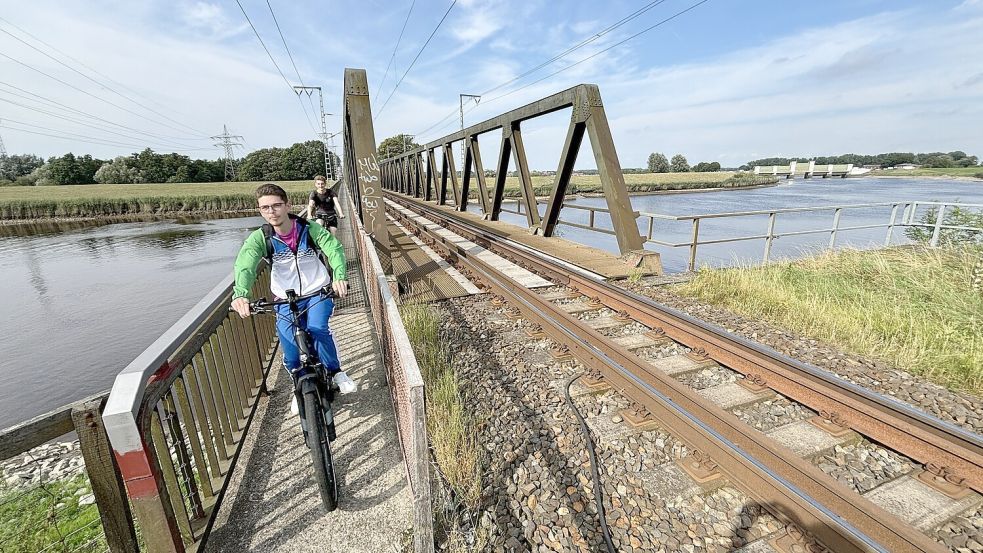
[258,202,286,213]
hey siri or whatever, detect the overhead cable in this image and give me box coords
[373,0,417,103]
[0,15,210,136]
[374,0,457,120]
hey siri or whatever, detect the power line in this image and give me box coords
[0,84,208,149]
[0,50,211,140]
[265,0,320,128]
[412,0,669,141]
[484,0,711,106]
[0,22,212,138]
[417,0,709,143]
[0,15,209,136]
[374,0,457,120]
[235,0,321,136]
[1,120,217,151]
[374,0,416,103]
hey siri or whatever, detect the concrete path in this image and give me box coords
[205,309,413,552]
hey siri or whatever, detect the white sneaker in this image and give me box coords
[333,371,356,394]
[290,394,299,416]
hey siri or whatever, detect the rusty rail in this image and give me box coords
[385,192,977,553]
[377,84,648,258]
[102,267,277,552]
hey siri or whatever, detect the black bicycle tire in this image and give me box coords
[303,386,338,511]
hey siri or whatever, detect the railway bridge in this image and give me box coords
[1,68,980,553]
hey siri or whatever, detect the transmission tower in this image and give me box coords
[211,125,244,181]
[293,86,338,180]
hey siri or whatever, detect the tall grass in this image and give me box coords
[674,246,983,393]
[0,180,314,220]
[400,303,483,508]
[0,475,106,552]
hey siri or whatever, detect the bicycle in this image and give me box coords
[241,286,340,511]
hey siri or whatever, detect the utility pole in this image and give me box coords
[294,86,338,180]
[211,125,244,182]
[402,134,415,153]
[0,118,8,179]
[459,94,480,170]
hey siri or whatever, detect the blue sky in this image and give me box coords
[0,0,981,169]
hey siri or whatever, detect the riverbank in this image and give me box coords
[868,167,983,180]
[482,172,776,199]
[668,245,983,395]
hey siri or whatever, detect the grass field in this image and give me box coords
[0,172,774,220]
[674,246,983,393]
[869,167,983,179]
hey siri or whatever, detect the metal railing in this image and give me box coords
[346,188,434,553]
[0,393,138,552]
[102,267,277,552]
[558,200,983,272]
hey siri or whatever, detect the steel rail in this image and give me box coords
[384,193,969,552]
[386,201,940,553]
[385,193,983,495]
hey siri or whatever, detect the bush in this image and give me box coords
[906,204,983,245]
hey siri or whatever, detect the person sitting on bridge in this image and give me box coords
[307,175,345,235]
[231,183,355,415]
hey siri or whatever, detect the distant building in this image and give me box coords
[861,164,882,169]
[893,163,921,170]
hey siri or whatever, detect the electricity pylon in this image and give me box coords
[211,125,244,182]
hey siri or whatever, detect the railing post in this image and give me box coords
[930,204,947,247]
[71,398,140,553]
[907,201,918,225]
[588,209,595,229]
[646,216,654,240]
[688,218,701,272]
[885,204,900,246]
[829,208,842,248]
[763,212,777,264]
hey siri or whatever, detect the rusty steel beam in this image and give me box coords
[380,84,647,256]
[343,68,389,260]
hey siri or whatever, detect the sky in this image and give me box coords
[0,0,981,170]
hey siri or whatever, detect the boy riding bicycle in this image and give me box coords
[231,183,355,413]
[307,175,345,235]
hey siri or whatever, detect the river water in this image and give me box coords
[1,177,981,428]
[480,176,983,272]
[0,215,264,429]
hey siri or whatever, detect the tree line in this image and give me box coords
[646,153,720,173]
[0,140,337,186]
[742,151,979,170]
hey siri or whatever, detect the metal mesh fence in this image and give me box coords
[346,193,428,494]
[1,441,108,553]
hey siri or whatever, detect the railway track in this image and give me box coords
[384,193,983,553]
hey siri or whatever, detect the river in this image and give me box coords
[1,176,980,429]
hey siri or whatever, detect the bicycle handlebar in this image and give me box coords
[230,286,337,314]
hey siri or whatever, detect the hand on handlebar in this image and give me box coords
[231,297,251,319]
[332,280,348,298]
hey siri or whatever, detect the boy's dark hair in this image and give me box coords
[255,183,288,202]
[314,175,327,182]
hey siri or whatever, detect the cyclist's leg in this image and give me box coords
[274,304,303,373]
[303,297,341,372]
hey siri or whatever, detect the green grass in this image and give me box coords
[400,303,483,509]
[0,474,106,552]
[869,167,983,179]
[0,180,314,220]
[674,246,983,393]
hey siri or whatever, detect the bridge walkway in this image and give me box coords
[204,209,414,552]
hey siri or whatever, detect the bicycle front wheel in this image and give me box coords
[303,387,338,511]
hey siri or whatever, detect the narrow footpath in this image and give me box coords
[205,212,413,552]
